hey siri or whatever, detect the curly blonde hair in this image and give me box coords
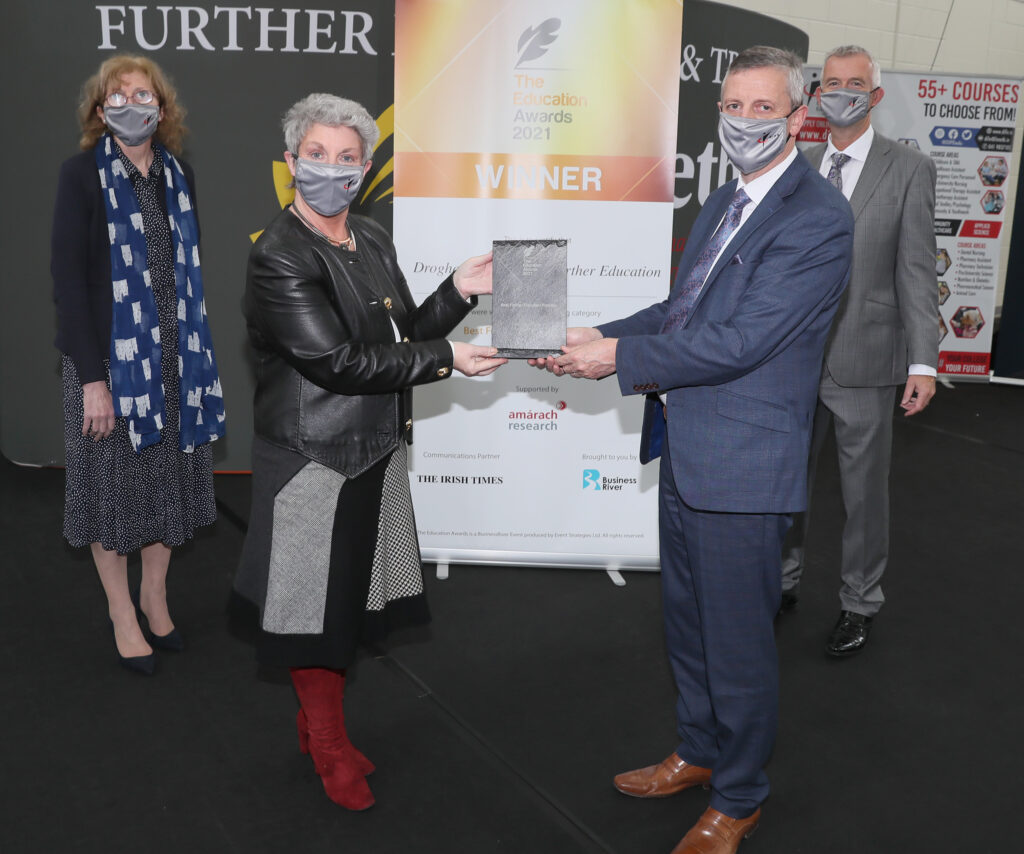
[78,55,187,153]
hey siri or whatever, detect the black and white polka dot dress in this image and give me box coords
[62,148,215,555]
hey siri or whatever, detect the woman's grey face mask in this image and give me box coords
[292,157,365,217]
[103,104,160,147]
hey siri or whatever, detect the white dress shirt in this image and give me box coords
[820,125,873,200]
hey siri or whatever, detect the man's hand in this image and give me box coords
[528,327,604,376]
[900,374,936,416]
[553,337,618,380]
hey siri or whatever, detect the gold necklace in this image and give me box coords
[290,204,356,250]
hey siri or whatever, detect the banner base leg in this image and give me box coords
[436,562,450,581]
[606,568,626,587]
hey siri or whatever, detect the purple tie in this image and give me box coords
[827,152,850,191]
[662,188,751,332]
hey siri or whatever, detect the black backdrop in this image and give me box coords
[0,1,805,470]
[0,1,396,469]
[671,2,808,276]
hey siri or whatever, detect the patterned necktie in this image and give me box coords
[662,188,751,332]
[827,152,851,192]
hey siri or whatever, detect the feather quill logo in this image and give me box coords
[515,18,560,68]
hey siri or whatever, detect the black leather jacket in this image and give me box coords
[245,209,476,477]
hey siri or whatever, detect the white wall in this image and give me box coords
[715,0,1024,309]
[716,0,1024,75]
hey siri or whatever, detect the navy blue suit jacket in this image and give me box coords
[599,153,853,515]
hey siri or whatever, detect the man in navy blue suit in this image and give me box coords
[534,46,853,854]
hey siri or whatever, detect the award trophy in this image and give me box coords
[490,239,567,359]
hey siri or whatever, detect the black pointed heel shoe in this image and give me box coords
[108,619,156,676]
[149,627,185,652]
[130,590,185,652]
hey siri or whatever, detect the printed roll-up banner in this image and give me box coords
[394,0,684,569]
[801,67,1022,380]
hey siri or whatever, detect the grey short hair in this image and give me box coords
[282,93,381,163]
[823,45,882,89]
[722,45,805,112]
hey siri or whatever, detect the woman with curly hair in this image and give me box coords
[51,55,225,675]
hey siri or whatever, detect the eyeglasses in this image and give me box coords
[105,90,156,108]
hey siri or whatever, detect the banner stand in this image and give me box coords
[394,0,683,572]
[801,67,1022,381]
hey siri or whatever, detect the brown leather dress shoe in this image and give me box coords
[612,753,712,798]
[670,807,760,854]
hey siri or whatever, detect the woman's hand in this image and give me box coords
[451,343,507,377]
[82,381,116,441]
[453,252,493,299]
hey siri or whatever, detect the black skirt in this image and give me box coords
[233,438,429,669]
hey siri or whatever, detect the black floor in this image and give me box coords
[2,380,1021,853]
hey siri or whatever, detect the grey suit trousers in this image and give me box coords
[782,133,937,617]
[781,367,896,616]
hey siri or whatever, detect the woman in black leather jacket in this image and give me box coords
[233,93,505,811]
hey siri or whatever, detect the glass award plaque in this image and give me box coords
[491,239,567,359]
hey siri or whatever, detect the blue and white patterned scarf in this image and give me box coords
[95,134,225,453]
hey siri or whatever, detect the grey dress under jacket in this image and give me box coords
[233,208,475,668]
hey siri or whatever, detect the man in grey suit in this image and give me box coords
[781,45,938,656]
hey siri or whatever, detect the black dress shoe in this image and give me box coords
[777,591,799,617]
[826,610,873,657]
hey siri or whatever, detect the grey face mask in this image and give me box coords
[293,157,364,217]
[103,104,160,147]
[818,88,873,127]
[718,112,792,175]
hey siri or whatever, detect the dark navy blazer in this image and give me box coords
[599,153,853,515]
[51,149,198,385]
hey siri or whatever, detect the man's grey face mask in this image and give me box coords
[717,112,792,175]
[293,157,364,217]
[818,88,874,128]
[103,104,160,147]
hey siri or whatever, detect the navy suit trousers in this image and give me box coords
[659,435,790,817]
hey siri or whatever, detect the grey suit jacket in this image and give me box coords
[807,132,938,386]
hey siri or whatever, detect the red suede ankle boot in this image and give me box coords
[295,668,375,775]
[289,667,374,810]
[297,708,375,775]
